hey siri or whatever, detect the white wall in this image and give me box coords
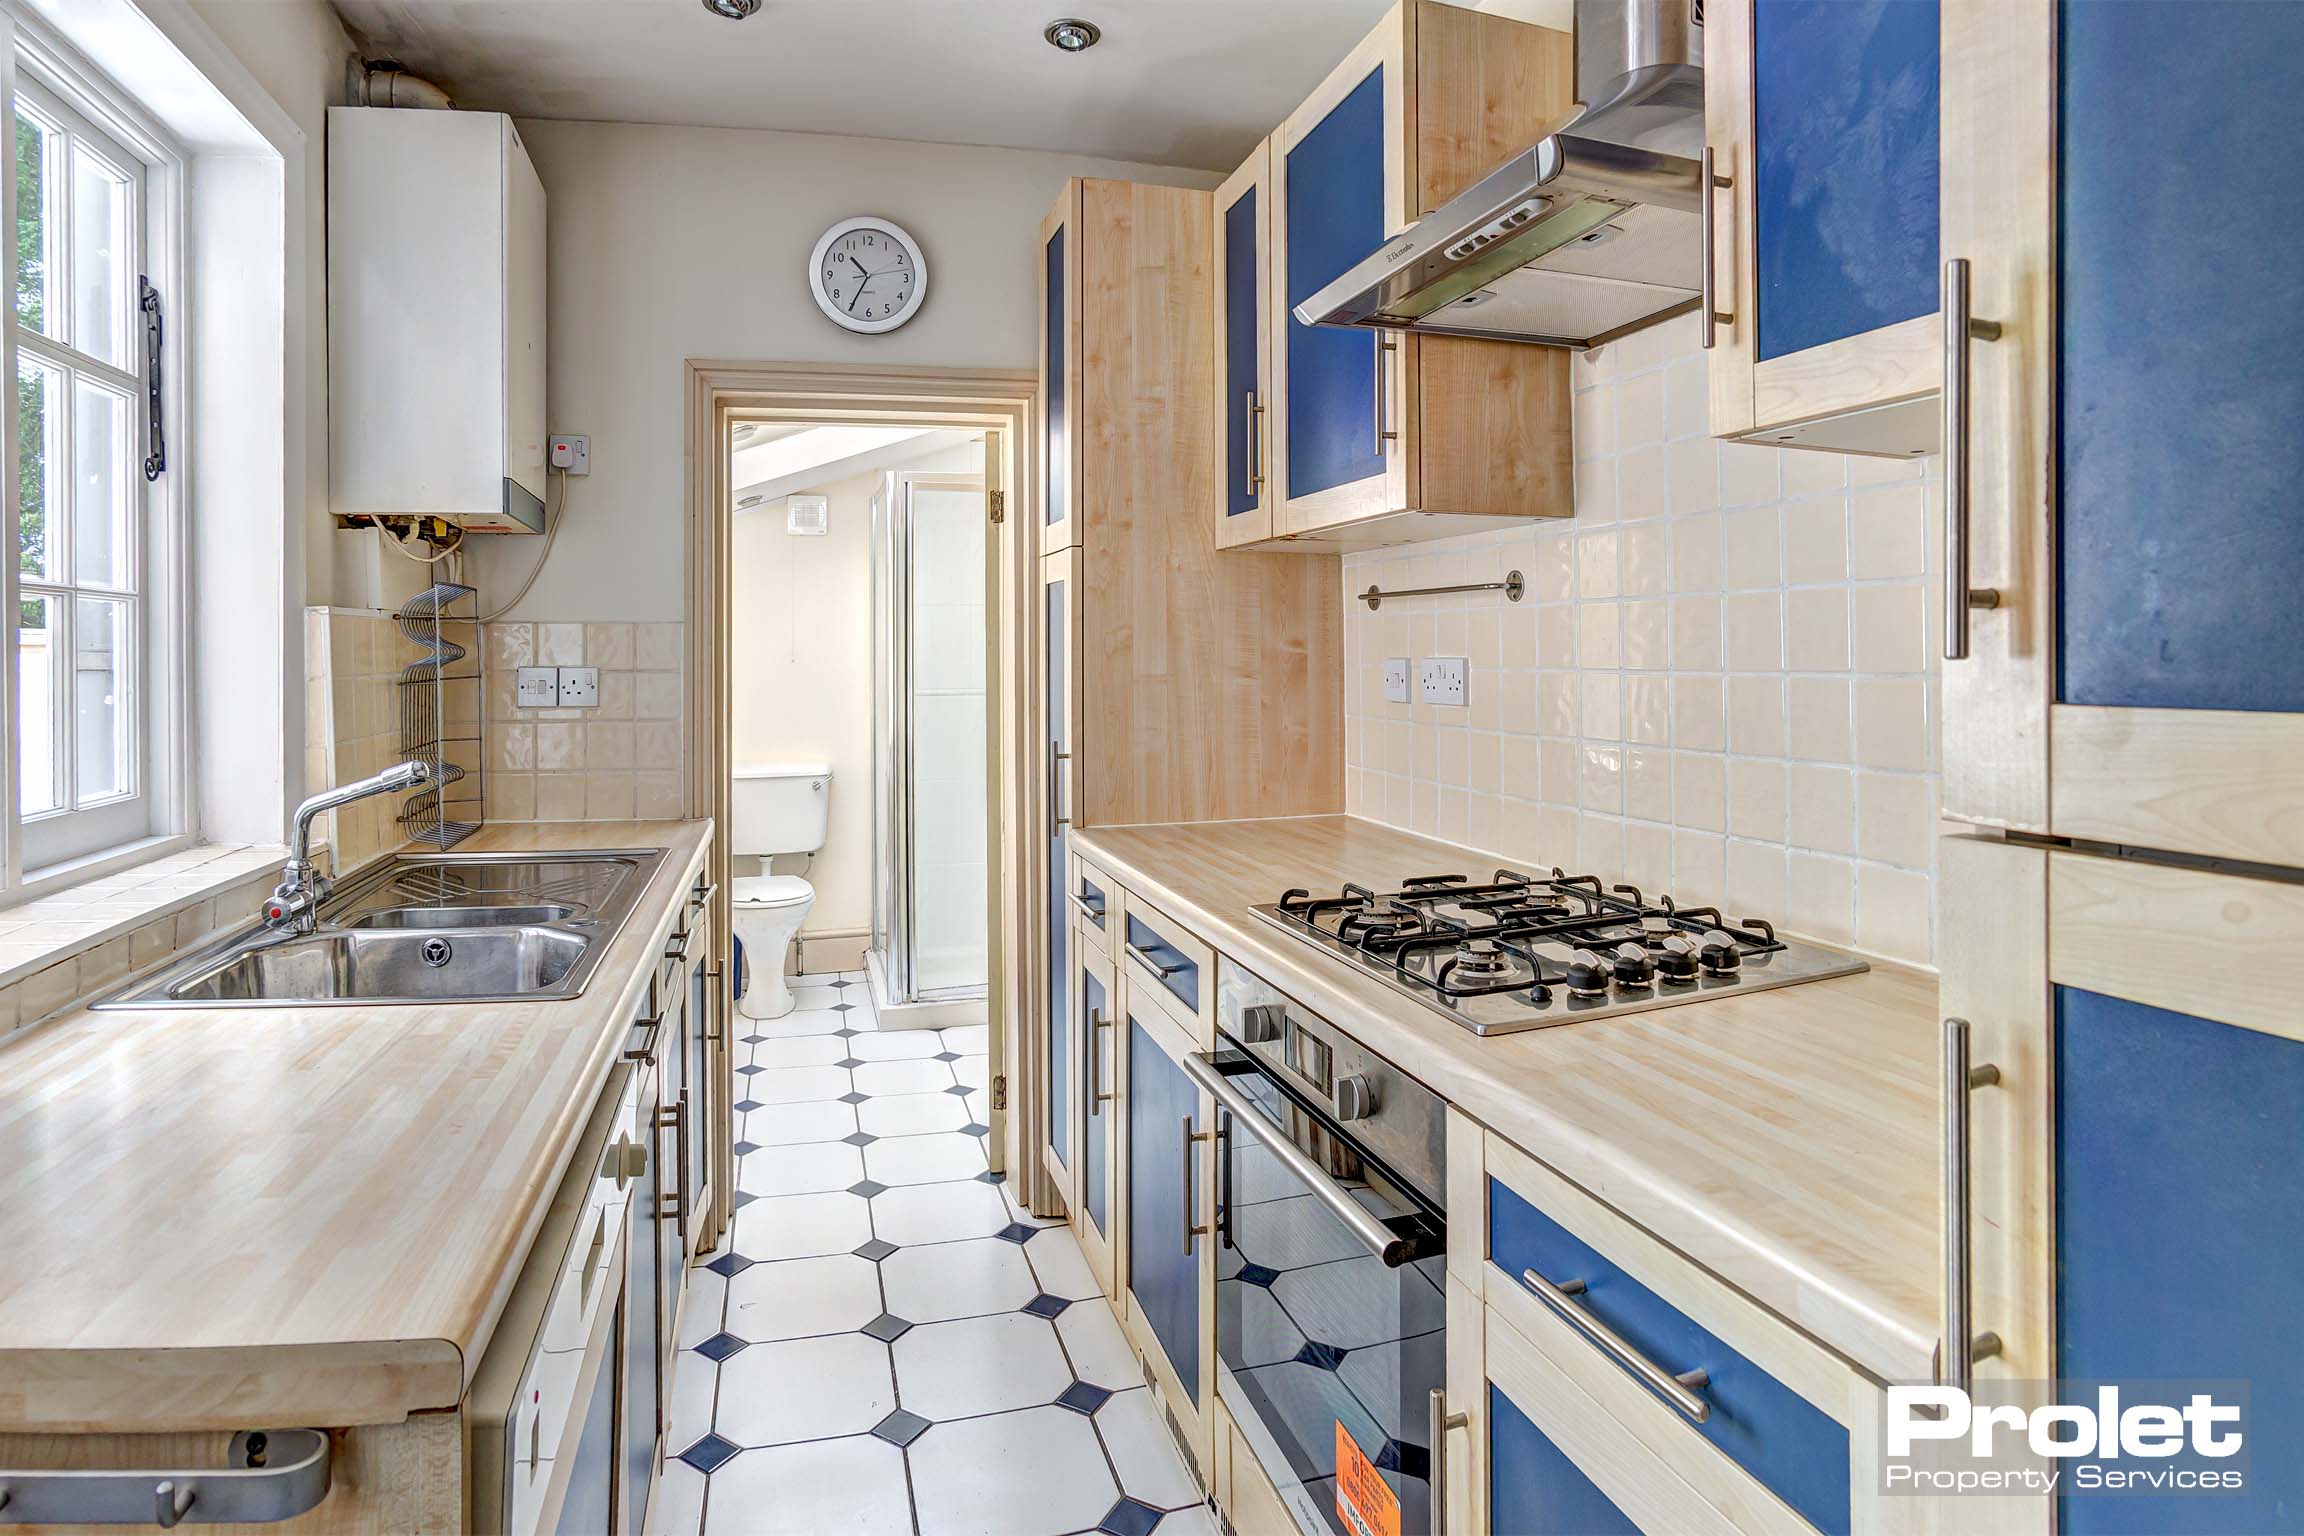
[467,119,1218,624]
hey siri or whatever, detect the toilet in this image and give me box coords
[729,764,831,1020]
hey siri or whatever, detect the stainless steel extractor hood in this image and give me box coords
[1297,0,1705,350]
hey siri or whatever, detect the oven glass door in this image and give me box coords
[1213,1052,1447,1536]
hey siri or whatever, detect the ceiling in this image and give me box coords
[326,0,1406,170]
[731,425,979,508]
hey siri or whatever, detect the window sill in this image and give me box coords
[0,842,285,1037]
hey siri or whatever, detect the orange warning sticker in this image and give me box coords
[1335,1420,1401,1536]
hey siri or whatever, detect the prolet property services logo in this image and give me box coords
[1880,1380,2250,1500]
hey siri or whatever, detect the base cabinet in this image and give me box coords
[1119,974,1216,1476]
[1486,1378,1640,1536]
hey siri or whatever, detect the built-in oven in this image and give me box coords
[1189,960,1450,1536]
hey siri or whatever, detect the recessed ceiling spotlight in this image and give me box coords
[703,0,761,18]
[1044,18,1102,52]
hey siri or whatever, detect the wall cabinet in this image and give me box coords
[1703,0,1944,455]
[1937,0,2304,867]
[1213,141,1273,549]
[1242,1,1576,550]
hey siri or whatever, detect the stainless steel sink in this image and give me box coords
[98,848,668,1009]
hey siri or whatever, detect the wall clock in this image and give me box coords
[809,216,928,334]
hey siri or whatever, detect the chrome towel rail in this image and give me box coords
[0,1429,330,1526]
[1358,570,1524,610]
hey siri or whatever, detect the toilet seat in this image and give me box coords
[733,874,814,908]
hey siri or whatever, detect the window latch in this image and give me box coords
[139,275,165,481]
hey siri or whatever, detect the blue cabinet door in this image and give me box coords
[1126,1017,1200,1404]
[1224,181,1261,521]
[1081,962,1109,1239]
[1284,66,1387,500]
[623,1101,662,1536]
[2056,988,2304,1535]
[2056,2,2304,713]
[1751,0,1939,361]
[1044,576,1069,1169]
[1044,224,1067,531]
[1487,1381,1642,1536]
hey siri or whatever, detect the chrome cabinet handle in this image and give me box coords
[1049,741,1070,836]
[624,1010,665,1063]
[1700,147,1734,350]
[1089,1007,1114,1111]
[1942,1017,2004,1391]
[1068,891,1105,921]
[1518,1268,1712,1424]
[1428,1389,1469,1535]
[1182,1114,1212,1253]
[1126,941,1184,978]
[0,1431,332,1527]
[1372,334,1400,455]
[1943,257,2004,661]
[657,1101,687,1238]
[1244,390,1266,497]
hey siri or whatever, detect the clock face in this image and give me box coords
[810,218,928,334]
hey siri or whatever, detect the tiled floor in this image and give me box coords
[652,972,1212,1536]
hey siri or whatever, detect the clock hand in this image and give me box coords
[850,256,870,280]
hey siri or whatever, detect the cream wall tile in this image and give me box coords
[1672,675,1726,752]
[1672,752,1725,831]
[1852,584,1927,673]
[1727,675,1786,757]
[585,622,636,669]
[636,623,682,671]
[1724,591,1782,671]
[1727,758,1787,842]
[1785,588,1850,672]
[1856,772,1933,868]
[1856,862,1932,964]
[1787,764,1855,855]
[536,774,585,820]
[537,622,585,665]
[1851,484,1928,578]
[1787,852,1857,945]
[1784,498,1849,584]
[1721,506,1781,589]
[1787,676,1853,763]
[1622,600,1669,671]
[1625,747,1670,822]
[1670,597,1722,671]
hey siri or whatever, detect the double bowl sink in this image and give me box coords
[98,849,668,1009]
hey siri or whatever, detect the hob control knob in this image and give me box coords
[1611,941,1655,989]
[1656,935,1700,984]
[1565,947,1613,998]
[1699,929,1742,976]
[1239,1003,1284,1044]
[1333,1073,1376,1122]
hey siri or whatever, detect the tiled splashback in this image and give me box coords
[1342,317,1942,966]
[483,622,686,821]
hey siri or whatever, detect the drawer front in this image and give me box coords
[1487,1177,1850,1535]
[1121,899,1209,1022]
[1070,852,1115,947]
[1488,1378,1642,1536]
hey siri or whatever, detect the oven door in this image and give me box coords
[1189,1048,1447,1536]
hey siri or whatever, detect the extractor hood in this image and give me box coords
[1297,0,1705,350]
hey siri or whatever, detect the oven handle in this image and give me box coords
[1185,1051,1425,1268]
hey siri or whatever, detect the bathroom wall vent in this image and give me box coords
[787,494,830,536]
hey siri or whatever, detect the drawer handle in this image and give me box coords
[0,1430,332,1526]
[1428,1389,1469,1536]
[1942,257,2005,661]
[1126,941,1185,979]
[1068,891,1105,921]
[665,930,693,962]
[1520,1268,1713,1424]
[623,1011,665,1063]
[1699,146,1734,349]
[1941,1017,2004,1391]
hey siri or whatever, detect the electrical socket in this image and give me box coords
[548,434,590,475]
[515,667,559,708]
[1420,657,1468,707]
[1382,658,1410,704]
[555,667,600,707]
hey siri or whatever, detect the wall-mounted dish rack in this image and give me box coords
[396,582,486,847]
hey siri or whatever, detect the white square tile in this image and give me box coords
[678,1267,728,1350]
[704,1427,914,1536]
[1097,1385,1205,1510]
[750,1006,845,1039]
[732,1190,873,1260]
[717,1332,894,1446]
[644,1459,705,1536]
[856,1092,969,1137]
[880,1236,1039,1323]
[853,1059,954,1096]
[787,984,841,1012]
[744,1065,853,1105]
[951,1056,989,1090]
[847,1030,941,1061]
[1054,1298,1137,1388]
[894,1310,1074,1421]
[908,1405,1118,1536]
[741,1099,857,1147]
[1024,1227,1102,1301]
[739,1141,865,1198]
[749,1035,846,1069]
[725,1252,883,1342]
[666,1347,718,1453]
[870,1180,1012,1246]
[865,1132,987,1186]
[939,1024,988,1055]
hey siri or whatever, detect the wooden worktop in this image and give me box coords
[0,821,711,1434]
[1074,816,1942,1384]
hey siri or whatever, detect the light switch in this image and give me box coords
[1382,658,1411,704]
[556,667,600,707]
[1420,657,1468,707]
[516,667,558,708]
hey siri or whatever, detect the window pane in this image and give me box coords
[13,109,57,339]
[73,595,126,801]
[18,594,56,814]
[70,143,130,367]
[17,354,60,582]
[72,379,128,587]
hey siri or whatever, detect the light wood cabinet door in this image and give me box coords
[1036,549,1081,1205]
[1704,0,1943,456]
[1073,931,1120,1295]
[1214,141,1274,549]
[1038,184,1082,555]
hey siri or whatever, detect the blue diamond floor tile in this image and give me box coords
[1237,1262,1280,1288]
[995,1222,1040,1244]
[839,1091,870,1105]
[861,1312,913,1342]
[1023,1293,1071,1319]
[848,1180,889,1199]
[704,1252,755,1279]
[843,1131,878,1146]
[694,1331,748,1362]
[1098,1496,1164,1536]
[1056,1381,1113,1415]
[853,1238,898,1261]
[1293,1340,1349,1372]
[962,1122,992,1137]
[676,1433,740,1474]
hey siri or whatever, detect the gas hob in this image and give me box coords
[1250,868,1868,1036]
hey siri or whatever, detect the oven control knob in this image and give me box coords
[1656,935,1700,984]
[1610,941,1655,989]
[1333,1074,1377,1122]
[1564,947,1612,998]
[1239,1003,1284,1044]
[1699,929,1742,976]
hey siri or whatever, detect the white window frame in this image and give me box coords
[0,12,190,898]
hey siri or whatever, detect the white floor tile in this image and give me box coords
[1053,1297,1137,1388]
[855,1092,968,1137]
[837,968,870,983]
[677,1267,729,1350]
[846,1029,940,1061]
[869,1180,1013,1247]
[853,1059,955,1096]
[1096,1385,1204,1509]
[725,1253,883,1341]
[938,1024,989,1056]
[704,1433,914,1536]
[908,1405,1119,1536]
[740,1099,856,1147]
[879,1237,1038,1323]
[787,984,841,1012]
[748,1006,846,1039]
[892,1311,1073,1421]
[732,1190,873,1261]
[951,1055,989,1090]
[1001,1186,1068,1228]
[738,1141,865,1198]
[1024,1228,1102,1301]
[863,1132,986,1187]
[743,1065,853,1105]
[963,1090,989,1124]
[1155,1503,1222,1536]
[645,1456,707,1536]
[666,1348,718,1452]
[716,1333,894,1446]
[748,1034,847,1069]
